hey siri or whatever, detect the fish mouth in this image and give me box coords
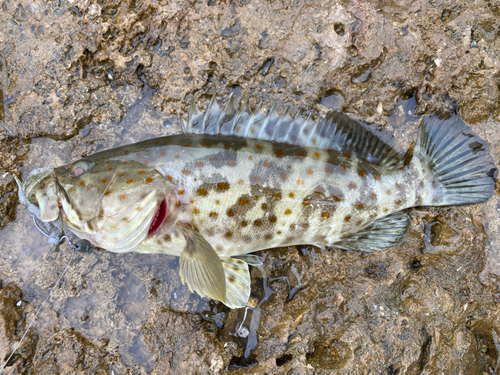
[148,198,167,235]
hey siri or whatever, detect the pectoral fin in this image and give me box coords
[177,223,226,303]
[221,258,251,308]
[333,212,410,252]
[232,254,263,266]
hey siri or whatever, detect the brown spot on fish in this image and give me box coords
[290,224,296,229]
[297,152,306,159]
[261,203,267,210]
[264,234,273,240]
[160,151,166,156]
[297,179,304,185]
[281,173,288,181]
[306,168,314,175]
[101,179,107,184]
[217,182,230,191]
[138,170,145,174]
[194,208,200,214]
[356,203,364,209]
[104,190,111,196]
[396,182,402,188]
[210,156,217,162]
[184,144,191,147]
[225,231,233,238]
[314,152,320,158]
[314,186,325,194]
[209,212,218,218]
[254,219,262,226]
[386,190,392,195]
[197,188,208,196]
[92,171,98,174]
[325,166,333,174]
[227,209,235,217]
[80,181,85,186]
[285,209,292,215]
[322,212,329,219]
[238,179,244,185]
[175,155,180,159]
[239,197,249,205]
[383,208,389,213]
[262,161,271,168]
[269,215,277,223]
[344,215,351,222]
[248,155,253,161]
[241,221,248,227]
[118,173,125,177]
[345,153,351,158]
[272,193,282,201]
[224,143,230,148]
[289,192,295,198]
[349,182,357,189]
[340,166,347,173]
[302,199,311,206]
[256,144,262,150]
[166,175,173,181]
[250,176,262,184]
[371,193,378,200]
[203,142,211,147]
[227,160,237,167]
[119,193,127,201]
[374,175,381,181]
[181,169,191,175]
[146,178,154,184]
[275,149,284,157]
[124,150,129,154]
[228,275,236,283]
[178,190,185,195]
[358,170,365,177]
[196,161,205,167]
[136,152,141,156]
[277,230,282,235]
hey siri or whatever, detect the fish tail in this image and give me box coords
[410,115,496,206]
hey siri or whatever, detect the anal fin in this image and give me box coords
[221,258,251,309]
[333,212,410,252]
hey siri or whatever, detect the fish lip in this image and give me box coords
[147,198,168,236]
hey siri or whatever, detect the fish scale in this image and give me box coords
[20,96,496,308]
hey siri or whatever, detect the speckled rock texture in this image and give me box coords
[0,0,499,373]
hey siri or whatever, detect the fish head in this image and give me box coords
[29,157,177,252]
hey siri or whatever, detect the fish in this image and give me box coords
[20,94,496,308]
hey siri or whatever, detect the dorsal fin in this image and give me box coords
[180,94,404,170]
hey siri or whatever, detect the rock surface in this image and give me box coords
[0,0,499,373]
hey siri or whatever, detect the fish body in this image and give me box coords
[24,95,496,308]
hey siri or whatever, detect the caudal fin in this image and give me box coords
[411,115,496,206]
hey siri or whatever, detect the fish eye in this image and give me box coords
[70,161,90,176]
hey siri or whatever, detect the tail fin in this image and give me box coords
[411,115,496,206]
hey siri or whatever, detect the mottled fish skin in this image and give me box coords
[52,134,417,257]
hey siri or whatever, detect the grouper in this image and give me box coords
[19,95,496,308]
